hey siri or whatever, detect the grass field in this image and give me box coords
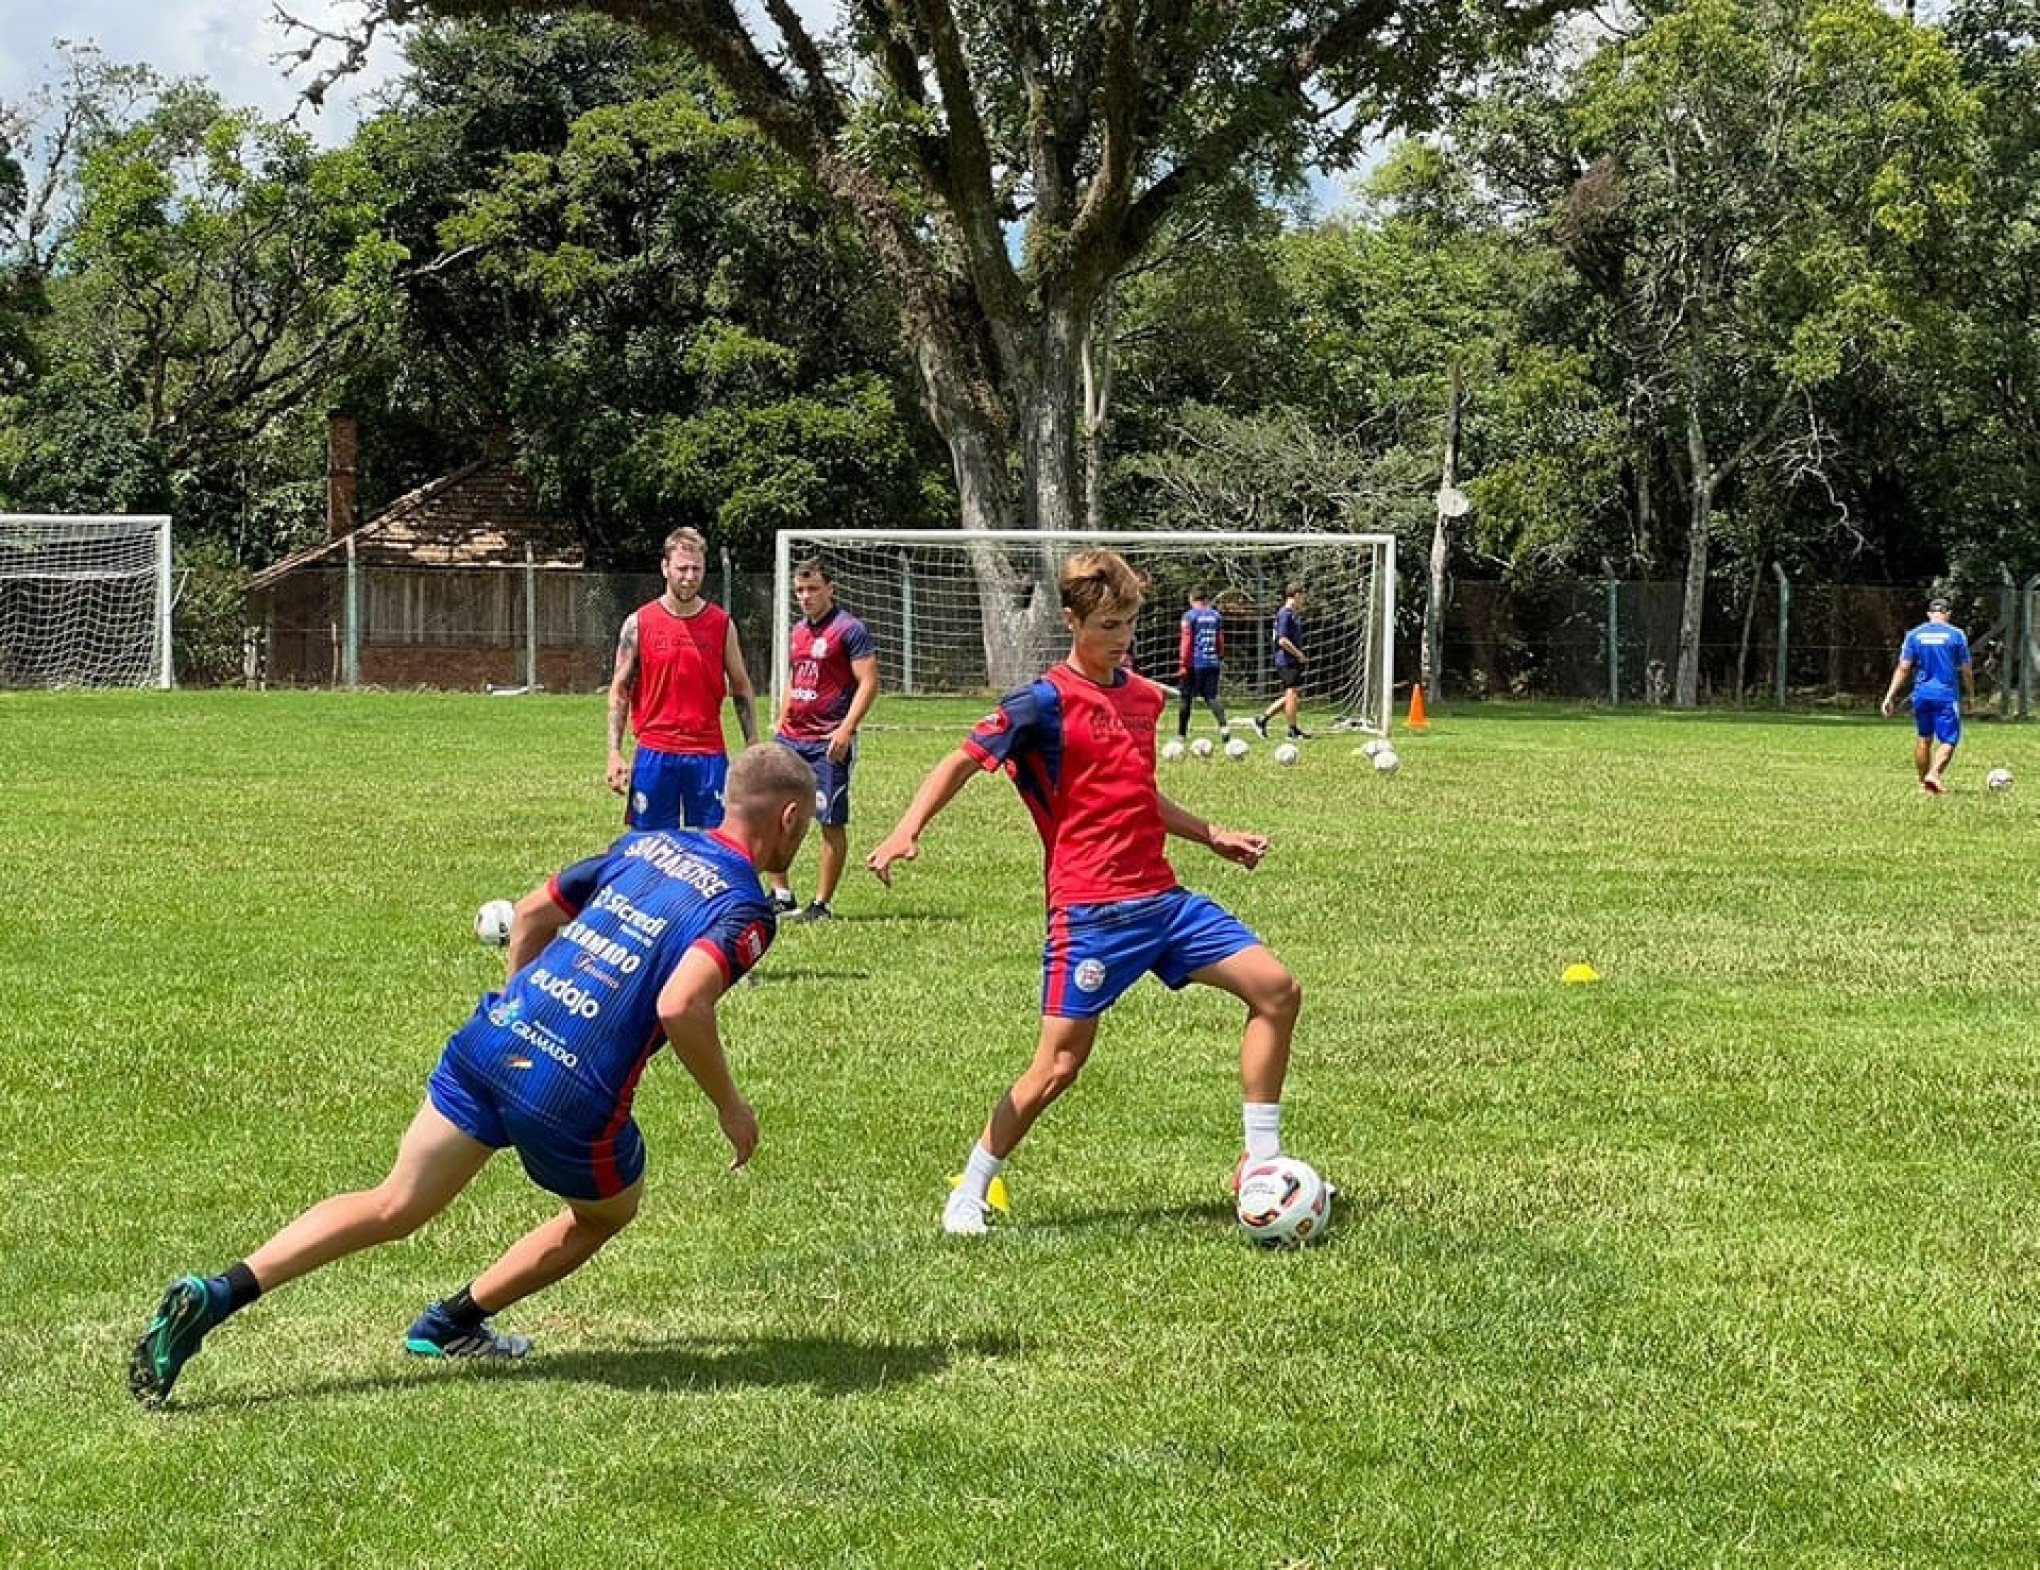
[5,690,2040,1566]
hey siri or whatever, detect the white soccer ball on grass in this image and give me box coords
[1987,766,2014,792]
[1373,748,1400,776]
[1225,737,1251,761]
[1361,737,1388,757]
[474,898,516,947]
[1191,737,1215,759]
[1235,1156,1332,1248]
[1160,738,1186,762]
[1274,742,1300,767]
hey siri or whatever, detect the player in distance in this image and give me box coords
[606,525,759,831]
[768,557,880,922]
[129,744,815,1408]
[1880,594,1974,795]
[865,549,1307,1236]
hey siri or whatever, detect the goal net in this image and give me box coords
[772,529,1396,732]
[0,515,174,689]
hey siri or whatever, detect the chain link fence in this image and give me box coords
[246,563,778,692]
[1433,578,2038,712]
[243,559,2040,716]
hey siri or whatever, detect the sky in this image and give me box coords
[0,1,403,144]
[0,1,1359,209]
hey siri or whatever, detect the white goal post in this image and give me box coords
[772,528,1396,732]
[0,515,174,689]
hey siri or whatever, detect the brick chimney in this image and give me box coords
[327,410,359,541]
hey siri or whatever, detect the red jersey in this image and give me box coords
[964,662,1176,909]
[778,606,876,743]
[630,598,732,756]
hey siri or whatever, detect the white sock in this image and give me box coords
[956,1141,1005,1204]
[1243,1102,1283,1159]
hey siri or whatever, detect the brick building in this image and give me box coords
[246,417,639,690]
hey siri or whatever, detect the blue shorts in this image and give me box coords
[775,735,854,826]
[1181,667,1222,703]
[1913,698,1961,747]
[1041,888,1261,1020]
[628,749,726,830]
[427,1038,645,1202]
[1275,664,1305,692]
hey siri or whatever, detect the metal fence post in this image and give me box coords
[1606,576,1619,707]
[524,542,539,691]
[1999,565,2015,720]
[343,534,360,689]
[1772,562,1789,712]
[2023,575,2039,721]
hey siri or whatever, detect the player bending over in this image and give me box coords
[865,548,1307,1236]
[129,744,816,1407]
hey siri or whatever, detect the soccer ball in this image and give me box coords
[1191,737,1215,759]
[1987,767,2013,792]
[1361,737,1388,757]
[1274,742,1300,767]
[1236,1156,1332,1248]
[1160,738,1186,762]
[1373,748,1400,775]
[1225,737,1251,761]
[474,898,515,946]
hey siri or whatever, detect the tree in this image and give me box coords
[316,0,1575,681]
[0,64,402,554]
[1552,0,1978,704]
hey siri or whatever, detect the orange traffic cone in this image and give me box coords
[1406,683,1429,731]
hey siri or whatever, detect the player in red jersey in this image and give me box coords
[607,526,760,829]
[866,549,1306,1236]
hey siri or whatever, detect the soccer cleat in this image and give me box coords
[769,889,799,916]
[129,1275,213,1408]
[942,1172,1011,1235]
[1251,715,1270,740]
[1288,727,1314,740]
[404,1301,533,1361]
[782,900,833,924]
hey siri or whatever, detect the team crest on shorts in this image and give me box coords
[1073,958,1108,993]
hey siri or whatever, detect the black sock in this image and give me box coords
[205,1260,263,1324]
[442,1286,489,1330]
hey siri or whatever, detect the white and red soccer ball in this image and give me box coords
[1235,1156,1332,1248]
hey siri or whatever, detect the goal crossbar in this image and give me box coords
[772,528,1396,733]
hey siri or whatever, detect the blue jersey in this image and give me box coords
[1180,606,1223,671]
[1273,605,1305,670]
[1900,621,1969,703]
[446,829,775,1139]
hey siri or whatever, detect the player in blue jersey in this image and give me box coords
[129,744,816,1409]
[1880,595,1974,795]
[1176,587,1229,739]
[1250,582,1312,741]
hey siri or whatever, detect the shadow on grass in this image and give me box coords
[528,1331,1017,1394]
[175,1331,1017,1412]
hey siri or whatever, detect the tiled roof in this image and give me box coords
[248,456,583,589]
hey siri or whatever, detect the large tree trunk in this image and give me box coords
[1674,402,1713,709]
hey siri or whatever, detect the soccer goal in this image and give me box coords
[0,515,174,688]
[772,529,1396,732]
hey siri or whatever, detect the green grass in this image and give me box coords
[6,690,2040,1565]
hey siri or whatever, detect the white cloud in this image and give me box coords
[0,0,404,144]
